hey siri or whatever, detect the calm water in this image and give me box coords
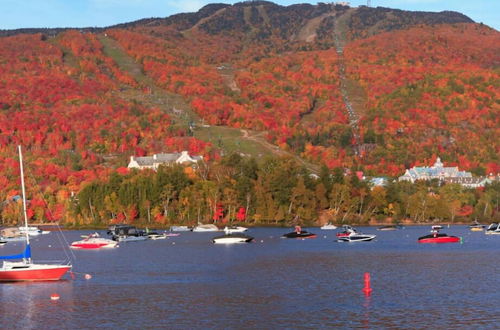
[1,226,499,329]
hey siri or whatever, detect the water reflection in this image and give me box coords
[1,280,74,328]
[0,226,500,328]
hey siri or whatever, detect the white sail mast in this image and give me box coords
[18,145,31,249]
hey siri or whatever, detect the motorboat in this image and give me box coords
[192,223,219,232]
[282,226,316,239]
[108,224,148,242]
[0,227,27,242]
[418,226,460,243]
[485,223,500,235]
[469,220,485,231]
[146,231,168,240]
[336,225,376,242]
[320,223,337,230]
[0,239,6,245]
[71,233,118,249]
[18,226,50,236]
[223,226,248,233]
[0,146,71,282]
[170,225,192,232]
[212,228,254,244]
[377,225,402,231]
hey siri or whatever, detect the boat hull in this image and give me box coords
[338,235,376,242]
[282,232,316,239]
[71,242,118,249]
[484,231,500,235]
[0,264,71,282]
[418,235,460,243]
[193,224,219,232]
[115,235,148,242]
[213,234,254,244]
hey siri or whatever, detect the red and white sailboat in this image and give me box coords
[0,146,72,281]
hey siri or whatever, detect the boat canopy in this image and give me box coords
[0,244,31,260]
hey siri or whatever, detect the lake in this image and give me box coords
[1,226,499,329]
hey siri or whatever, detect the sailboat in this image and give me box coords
[0,146,72,281]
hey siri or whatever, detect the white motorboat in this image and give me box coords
[18,226,50,236]
[116,235,148,242]
[485,223,500,235]
[147,232,168,240]
[320,223,337,230]
[212,229,254,244]
[170,225,192,232]
[223,226,248,233]
[192,223,219,232]
[337,225,376,242]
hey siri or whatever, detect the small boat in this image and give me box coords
[377,225,402,231]
[320,223,337,230]
[108,224,148,242]
[485,223,500,235]
[147,231,168,240]
[71,233,118,249]
[165,233,180,237]
[18,226,50,236]
[0,227,27,242]
[115,235,148,242]
[469,220,485,231]
[336,225,376,242]
[223,226,248,233]
[282,226,316,239]
[0,239,6,245]
[192,223,219,232]
[170,225,192,232]
[0,146,71,281]
[418,226,460,243]
[212,228,254,244]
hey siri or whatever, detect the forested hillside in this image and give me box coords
[0,2,498,226]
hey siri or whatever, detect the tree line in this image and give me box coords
[69,154,500,227]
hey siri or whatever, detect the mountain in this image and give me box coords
[0,2,498,224]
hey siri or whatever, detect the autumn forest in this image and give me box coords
[0,2,498,227]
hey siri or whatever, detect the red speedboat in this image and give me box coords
[71,233,118,249]
[418,226,460,243]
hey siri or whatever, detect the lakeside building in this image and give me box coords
[445,176,493,189]
[398,157,498,188]
[127,151,203,170]
[398,157,472,183]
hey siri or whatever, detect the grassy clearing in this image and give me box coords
[194,126,274,157]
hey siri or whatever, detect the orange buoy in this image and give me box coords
[84,274,92,280]
[362,272,372,296]
[50,293,60,301]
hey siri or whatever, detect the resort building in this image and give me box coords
[127,151,203,170]
[398,157,472,183]
[444,177,492,189]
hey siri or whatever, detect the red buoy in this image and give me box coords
[50,293,60,301]
[362,272,372,296]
